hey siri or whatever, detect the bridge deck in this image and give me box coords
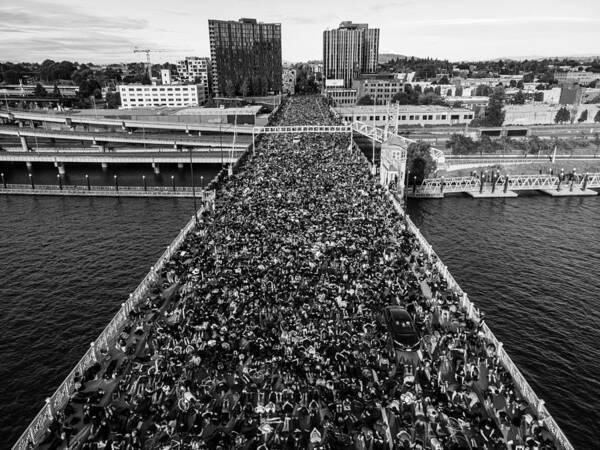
[13,96,572,450]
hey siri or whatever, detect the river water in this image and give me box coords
[0,182,598,448]
[406,195,600,450]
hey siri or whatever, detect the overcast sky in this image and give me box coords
[1,0,599,64]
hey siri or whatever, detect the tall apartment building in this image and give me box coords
[176,57,211,98]
[323,21,380,88]
[208,18,282,97]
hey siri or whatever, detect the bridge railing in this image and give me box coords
[11,193,215,450]
[386,191,574,450]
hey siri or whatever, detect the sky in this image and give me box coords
[1,0,599,64]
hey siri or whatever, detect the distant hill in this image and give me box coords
[379,53,407,63]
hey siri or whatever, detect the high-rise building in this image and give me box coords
[208,18,282,97]
[323,21,380,88]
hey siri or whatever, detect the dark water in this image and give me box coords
[406,195,600,450]
[0,195,203,448]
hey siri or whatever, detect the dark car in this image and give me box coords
[384,306,421,352]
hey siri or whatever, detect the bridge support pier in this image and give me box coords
[177,163,184,169]
[101,162,108,172]
[153,162,160,175]
[20,136,28,152]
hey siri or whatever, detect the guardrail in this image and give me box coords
[11,192,215,450]
[0,183,218,199]
[386,191,574,450]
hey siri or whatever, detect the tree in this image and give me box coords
[406,142,435,183]
[446,134,478,155]
[3,69,19,84]
[512,90,525,105]
[105,91,121,109]
[356,95,374,105]
[478,135,494,156]
[225,79,237,98]
[483,87,505,126]
[240,78,250,97]
[475,84,492,96]
[578,109,588,123]
[446,89,452,96]
[438,75,449,85]
[516,80,524,89]
[33,83,47,97]
[509,80,517,88]
[554,106,570,124]
[595,110,600,123]
[534,91,544,102]
[526,135,542,155]
[52,84,62,98]
[523,73,534,83]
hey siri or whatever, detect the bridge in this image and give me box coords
[0,183,215,199]
[0,126,251,152]
[408,172,600,198]
[0,149,240,166]
[11,97,573,450]
[0,110,255,134]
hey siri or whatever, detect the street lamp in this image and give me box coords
[189,146,198,223]
[1,172,5,188]
[57,174,62,190]
[114,174,118,191]
[142,175,147,191]
[171,175,175,191]
[200,175,204,189]
[85,174,90,191]
[29,173,34,189]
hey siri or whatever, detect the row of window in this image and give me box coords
[343,114,473,121]
[122,87,198,92]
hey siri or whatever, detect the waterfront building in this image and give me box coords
[323,21,380,88]
[324,87,358,106]
[118,84,205,108]
[335,104,474,126]
[282,68,296,95]
[208,18,282,97]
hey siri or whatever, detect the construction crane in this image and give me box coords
[133,47,168,80]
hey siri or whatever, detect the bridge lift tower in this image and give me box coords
[133,47,168,80]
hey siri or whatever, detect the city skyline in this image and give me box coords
[1,0,600,64]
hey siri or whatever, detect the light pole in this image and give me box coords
[1,172,5,188]
[114,174,118,191]
[85,174,90,190]
[171,175,175,191]
[142,175,147,191]
[57,174,62,190]
[189,146,198,223]
[29,173,34,189]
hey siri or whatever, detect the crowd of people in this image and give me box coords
[37,96,560,450]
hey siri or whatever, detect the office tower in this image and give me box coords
[323,21,380,88]
[208,18,282,97]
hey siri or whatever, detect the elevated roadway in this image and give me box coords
[0,126,250,150]
[0,110,255,134]
[0,150,240,165]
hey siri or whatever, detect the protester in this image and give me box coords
[37,96,559,450]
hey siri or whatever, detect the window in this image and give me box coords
[401,115,406,120]
[451,114,459,120]
[409,115,414,120]
[442,115,447,120]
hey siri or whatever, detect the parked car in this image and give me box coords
[384,306,421,352]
